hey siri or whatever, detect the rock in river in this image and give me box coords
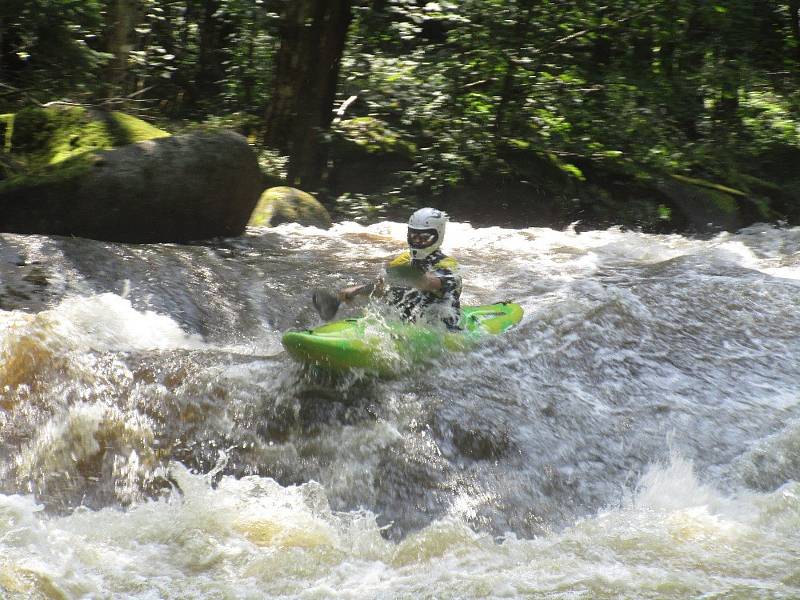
[0,106,263,243]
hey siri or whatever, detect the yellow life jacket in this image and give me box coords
[387,251,458,272]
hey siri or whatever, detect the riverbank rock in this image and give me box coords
[249,186,332,229]
[0,106,263,242]
[654,174,766,233]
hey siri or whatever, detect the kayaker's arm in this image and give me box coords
[313,281,381,321]
[414,272,444,292]
[338,271,441,301]
[339,262,447,302]
[339,279,385,302]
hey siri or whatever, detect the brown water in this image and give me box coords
[1,222,799,598]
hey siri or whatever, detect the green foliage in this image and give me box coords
[0,0,107,102]
[334,192,389,223]
[121,0,280,116]
[3,0,800,227]
[257,147,289,181]
[336,117,416,155]
[741,89,800,149]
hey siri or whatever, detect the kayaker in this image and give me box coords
[336,207,463,330]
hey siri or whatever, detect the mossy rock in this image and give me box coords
[655,174,757,232]
[0,107,264,242]
[249,186,332,229]
[1,128,263,243]
[0,105,169,191]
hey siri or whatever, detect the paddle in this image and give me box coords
[311,288,341,321]
[311,266,425,321]
[312,282,378,321]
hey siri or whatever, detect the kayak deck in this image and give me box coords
[282,302,523,372]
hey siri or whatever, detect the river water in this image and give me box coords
[1,221,799,598]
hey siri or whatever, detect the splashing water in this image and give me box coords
[0,222,799,598]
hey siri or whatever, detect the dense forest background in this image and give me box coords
[2,0,800,231]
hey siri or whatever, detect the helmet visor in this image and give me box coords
[408,228,439,249]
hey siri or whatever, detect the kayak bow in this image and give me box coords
[282,301,523,373]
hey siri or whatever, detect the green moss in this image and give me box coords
[668,173,748,216]
[249,186,332,228]
[49,119,112,165]
[0,106,169,193]
[4,154,94,191]
[0,114,13,153]
[705,188,738,214]
[109,111,170,145]
[671,173,747,197]
[10,107,55,155]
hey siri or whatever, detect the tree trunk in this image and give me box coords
[0,17,4,80]
[494,3,535,137]
[242,10,257,108]
[194,0,228,106]
[264,0,353,192]
[714,60,740,130]
[590,5,612,68]
[790,1,800,65]
[673,7,709,140]
[104,0,139,97]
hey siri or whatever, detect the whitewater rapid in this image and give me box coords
[0,222,799,598]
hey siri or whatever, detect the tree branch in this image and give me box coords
[332,94,358,124]
[536,4,659,55]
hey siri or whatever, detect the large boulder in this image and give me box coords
[0,107,263,242]
[655,174,766,233]
[249,186,332,229]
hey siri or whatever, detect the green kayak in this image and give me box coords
[282,302,523,373]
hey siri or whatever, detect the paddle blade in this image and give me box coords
[312,289,340,320]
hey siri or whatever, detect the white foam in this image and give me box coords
[0,456,796,598]
[1,292,204,354]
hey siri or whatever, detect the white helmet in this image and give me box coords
[407,207,448,260]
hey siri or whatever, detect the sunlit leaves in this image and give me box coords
[1,0,106,99]
[4,0,799,205]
